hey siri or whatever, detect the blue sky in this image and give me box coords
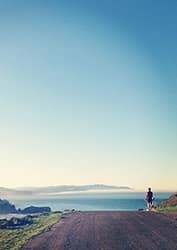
[0,0,177,190]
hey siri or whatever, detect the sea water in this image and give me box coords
[10,192,172,211]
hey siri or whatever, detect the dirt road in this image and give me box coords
[23,211,177,250]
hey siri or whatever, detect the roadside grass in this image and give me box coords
[156,206,177,212]
[0,212,61,250]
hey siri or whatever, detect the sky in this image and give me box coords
[0,0,177,191]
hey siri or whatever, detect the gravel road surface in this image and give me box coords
[23,211,177,250]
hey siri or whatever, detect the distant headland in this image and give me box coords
[0,184,132,198]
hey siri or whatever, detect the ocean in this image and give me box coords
[10,192,172,212]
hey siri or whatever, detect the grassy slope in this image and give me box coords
[0,212,61,250]
[157,193,177,211]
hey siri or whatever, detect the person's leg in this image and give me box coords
[149,201,152,210]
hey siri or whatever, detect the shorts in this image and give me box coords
[147,200,152,203]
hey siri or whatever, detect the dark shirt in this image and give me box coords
[146,191,153,202]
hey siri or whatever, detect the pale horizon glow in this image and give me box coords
[0,1,177,191]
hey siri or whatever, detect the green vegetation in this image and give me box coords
[0,212,61,250]
[156,193,177,212]
[157,206,177,212]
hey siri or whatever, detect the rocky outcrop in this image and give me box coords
[0,199,17,214]
[0,198,51,214]
[18,206,51,214]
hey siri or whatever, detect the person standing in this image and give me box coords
[145,187,154,211]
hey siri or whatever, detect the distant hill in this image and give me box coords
[16,184,132,195]
[157,193,177,211]
[0,187,34,198]
[18,206,51,214]
[1,184,132,198]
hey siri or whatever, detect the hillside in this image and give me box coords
[157,193,177,211]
